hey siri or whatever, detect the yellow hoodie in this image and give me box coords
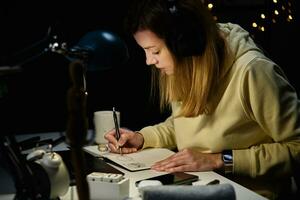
[139,23,300,199]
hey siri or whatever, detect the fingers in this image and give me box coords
[104,127,130,143]
[107,143,138,154]
[118,128,134,146]
[151,149,219,172]
[119,147,138,154]
[107,143,118,153]
[151,153,186,171]
[104,129,121,152]
[104,129,118,146]
[151,149,198,172]
[105,128,138,153]
[152,159,189,172]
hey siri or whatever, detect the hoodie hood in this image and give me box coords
[218,23,262,66]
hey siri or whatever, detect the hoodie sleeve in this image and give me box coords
[234,57,300,178]
[139,115,177,150]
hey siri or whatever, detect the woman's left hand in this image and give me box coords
[151,148,224,172]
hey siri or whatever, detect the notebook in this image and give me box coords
[83,145,175,171]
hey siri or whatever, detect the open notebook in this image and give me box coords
[83,145,175,171]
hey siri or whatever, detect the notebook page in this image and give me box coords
[83,145,175,171]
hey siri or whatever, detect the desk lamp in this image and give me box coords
[0,29,129,200]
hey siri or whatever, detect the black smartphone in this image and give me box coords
[135,172,199,186]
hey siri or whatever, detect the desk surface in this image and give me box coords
[110,164,266,200]
[59,164,267,200]
[1,132,267,200]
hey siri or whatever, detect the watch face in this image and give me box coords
[223,154,233,162]
[222,150,233,163]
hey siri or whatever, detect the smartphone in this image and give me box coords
[135,172,199,186]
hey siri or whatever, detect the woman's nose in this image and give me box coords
[146,55,157,65]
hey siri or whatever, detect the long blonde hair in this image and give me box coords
[152,33,226,117]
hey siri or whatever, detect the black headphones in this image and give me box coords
[165,0,206,57]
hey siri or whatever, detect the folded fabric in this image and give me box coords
[140,183,236,200]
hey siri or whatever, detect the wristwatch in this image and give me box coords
[222,150,233,174]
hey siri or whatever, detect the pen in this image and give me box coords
[113,107,122,155]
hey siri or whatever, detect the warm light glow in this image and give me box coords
[281,6,285,10]
[252,22,258,28]
[260,13,266,19]
[260,26,265,32]
[274,10,279,15]
[287,15,293,21]
[273,0,277,3]
[272,19,276,23]
[208,3,213,10]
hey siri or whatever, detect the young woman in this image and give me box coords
[105,0,300,199]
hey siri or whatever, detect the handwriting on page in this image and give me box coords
[83,145,175,171]
[112,155,146,170]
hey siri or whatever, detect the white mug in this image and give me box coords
[93,110,120,149]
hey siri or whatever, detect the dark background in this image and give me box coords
[0,0,299,135]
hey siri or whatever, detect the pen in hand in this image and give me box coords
[113,107,122,155]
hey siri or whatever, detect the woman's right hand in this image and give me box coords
[104,128,144,154]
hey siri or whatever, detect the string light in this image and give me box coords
[207,3,214,10]
[204,0,295,33]
[252,0,294,32]
[287,14,293,22]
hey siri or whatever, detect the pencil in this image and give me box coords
[112,107,122,155]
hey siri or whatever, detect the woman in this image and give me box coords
[105,0,300,199]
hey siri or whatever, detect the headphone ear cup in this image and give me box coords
[165,1,206,57]
[14,161,51,199]
[28,161,51,198]
[168,22,206,57]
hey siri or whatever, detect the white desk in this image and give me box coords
[60,163,267,200]
[1,132,267,200]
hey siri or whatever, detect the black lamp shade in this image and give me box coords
[69,30,129,71]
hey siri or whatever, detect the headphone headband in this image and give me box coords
[164,0,206,57]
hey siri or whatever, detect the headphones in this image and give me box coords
[26,149,70,199]
[165,0,206,57]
